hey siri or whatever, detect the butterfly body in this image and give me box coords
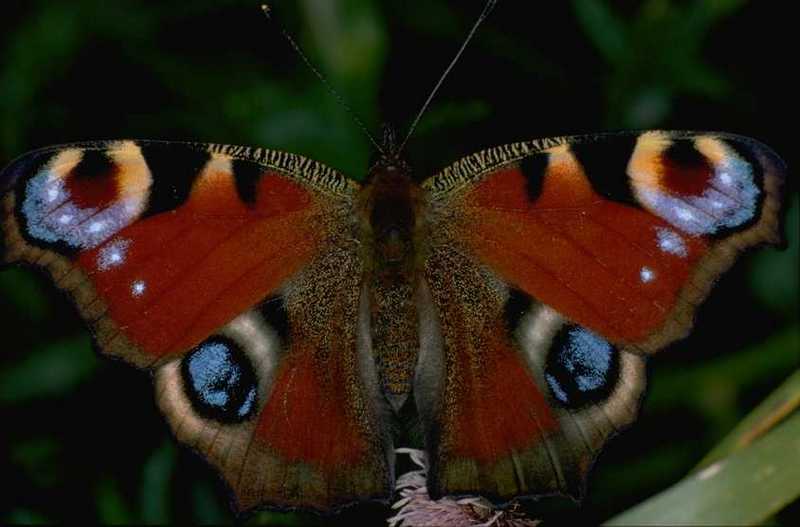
[0,131,785,513]
[350,153,420,409]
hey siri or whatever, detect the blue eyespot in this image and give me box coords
[545,325,619,408]
[181,337,258,423]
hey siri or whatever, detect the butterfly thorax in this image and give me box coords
[361,159,421,412]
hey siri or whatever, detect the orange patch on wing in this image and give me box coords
[448,323,558,462]
[470,167,531,210]
[77,172,320,357]
[188,156,239,211]
[628,132,669,191]
[537,148,595,205]
[256,344,369,468]
[464,158,709,343]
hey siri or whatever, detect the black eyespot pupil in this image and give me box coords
[181,337,258,423]
[545,325,619,408]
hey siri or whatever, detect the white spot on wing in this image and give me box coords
[640,267,655,283]
[97,238,131,271]
[655,227,688,257]
[676,208,695,221]
[131,280,147,297]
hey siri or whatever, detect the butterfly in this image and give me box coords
[0,0,792,518]
[0,126,786,514]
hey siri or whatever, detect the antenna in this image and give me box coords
[261,4,385,155]
[397,0,498,154]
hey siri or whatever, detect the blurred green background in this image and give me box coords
[0,0,796,525]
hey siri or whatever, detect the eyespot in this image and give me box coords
[19,143,152,250]
[181,336,258,423]
[629,133,760,235]
[544,325,620,408]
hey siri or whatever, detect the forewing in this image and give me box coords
[0,140,392,511]
[417,131,784,500]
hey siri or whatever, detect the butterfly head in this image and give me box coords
[367,123,412,182]
[381,123,399,154]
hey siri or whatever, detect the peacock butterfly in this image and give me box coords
[0,1,788,519]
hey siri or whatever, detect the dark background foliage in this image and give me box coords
[0,1,796,524]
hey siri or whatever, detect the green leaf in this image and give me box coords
[10,437,61,488]
[301,0,386,86]
[695,369,800,472]
[0,4,83,154]
[191,480,228,525]
[0,268,49,320]
[96,477,136,525]
[140,441,176,524]
[647,326,800,421]
[572,0,629,64]
[0,335,95,403]
[750,196,800,316]
[606,394,800,525]
[414,99,491,138]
